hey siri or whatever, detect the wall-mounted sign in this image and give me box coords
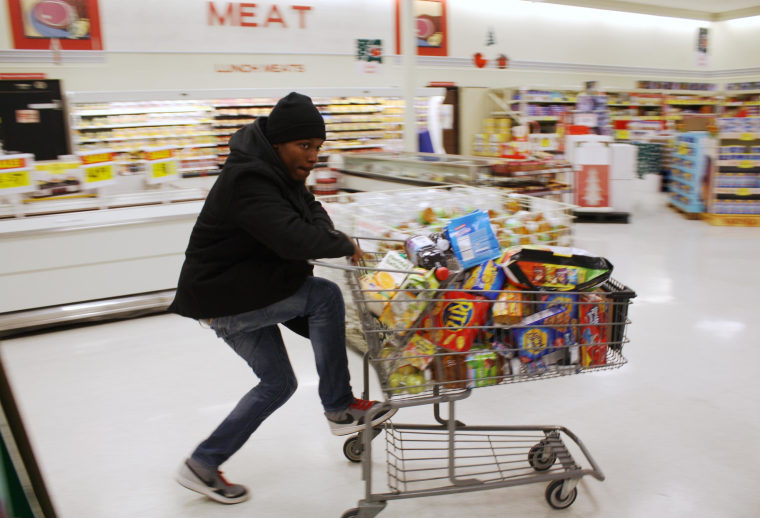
[356,39,383,74]
[214,63,306,73]
[102,0,389,54]
[395,0,447,56]
[6,0,103,50]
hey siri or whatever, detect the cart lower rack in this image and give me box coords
[315,238,635,518]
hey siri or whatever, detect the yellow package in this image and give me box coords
[379,269,440,332]
[492,284,531,325]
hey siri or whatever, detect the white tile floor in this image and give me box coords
[2,192,759,518]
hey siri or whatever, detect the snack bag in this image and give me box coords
[579,292,609,366]
[400,334,437,370]
[462,259,506,300]
[445,210,502,269]
[360,251,414,316]
[466,349,502,388]
[500,245,613,291]
[432,291,489,353]
[379,268,440,333]
[511,305,564,360]
[492,283,533,324]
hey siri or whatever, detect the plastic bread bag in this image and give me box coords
[499,245,613,291]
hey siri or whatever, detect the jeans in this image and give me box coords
[191,277,354,468]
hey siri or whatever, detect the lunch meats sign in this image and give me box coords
[101,0,391,54]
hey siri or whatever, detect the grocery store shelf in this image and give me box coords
[75,106,212,116]
[74,120,213,130]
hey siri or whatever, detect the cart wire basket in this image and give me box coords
[315,241,635,518]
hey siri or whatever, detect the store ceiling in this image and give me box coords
[533,0,760,20]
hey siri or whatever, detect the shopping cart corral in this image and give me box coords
[313,238,635,518]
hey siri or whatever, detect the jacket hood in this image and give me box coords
[227,118,295,185]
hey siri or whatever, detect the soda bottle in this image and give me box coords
[404,235,449,280]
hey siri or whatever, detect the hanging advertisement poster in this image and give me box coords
[395,0,448,56]
[576,164,610,208]
[356,38,383,74]
[6,0,103,50]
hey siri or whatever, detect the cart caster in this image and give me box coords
[528,440,556,471]
[545,479,578,510]
[341,508,359,518]
[343,435,363,463]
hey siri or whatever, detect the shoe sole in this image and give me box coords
[330,407,398,436]
[175,473,250,505]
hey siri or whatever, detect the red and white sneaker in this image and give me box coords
[326,398,397,436]
[176,459,249,504]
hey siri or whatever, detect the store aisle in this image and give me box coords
[1,192,759,518]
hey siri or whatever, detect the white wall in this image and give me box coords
[449,0,706,69]
[711,16,760,71]
[1,1,759,94]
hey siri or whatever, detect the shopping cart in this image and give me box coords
[313,237,635,518]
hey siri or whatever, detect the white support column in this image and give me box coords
[400,0,417,152]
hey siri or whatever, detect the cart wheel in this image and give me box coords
[343,435,363,463]
[545,479,578,510]
[528,441,556,471]
[341,508,359,518]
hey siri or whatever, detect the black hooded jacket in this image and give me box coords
[168,118,355,319]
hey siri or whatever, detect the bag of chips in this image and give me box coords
[500,245,613,291]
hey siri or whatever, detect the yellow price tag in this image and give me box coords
[541,138,550,148]
[81,153,115,166]
[678,143,689,155]
[85,165,114,183]
[740,133,755,141]
[616,130,629,140]
[151,160,178,179]
[737,188,751,196]
[739,160,754,169]
[146,149,174,161]
[0,170,31,190]
[0,158,28,170]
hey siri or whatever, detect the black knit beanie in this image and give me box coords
[265,92,326,144]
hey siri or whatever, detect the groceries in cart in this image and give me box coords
[354,210,633,397]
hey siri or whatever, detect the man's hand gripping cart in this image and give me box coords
[315,237,635,518]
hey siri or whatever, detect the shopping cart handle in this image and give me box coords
[308,259,419,275]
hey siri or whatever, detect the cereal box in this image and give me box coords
[578,292,609,366]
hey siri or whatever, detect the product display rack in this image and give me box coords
[70,100,218,176]
[511,87,579,148]
[706,122,760,225]
[68,88,440,181]
[668,131,712,214]
[721,89,760,117]
[337,151,572,199]
[604,89,666,141]
[663,91,719,124]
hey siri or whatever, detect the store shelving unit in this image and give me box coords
[604,90,666,141]
[510,87,579,151]
[721,89,760,117]
[668,131,712,215]
[68,88,437,180]
[705,123,760,226]
[70,100,218,176]
[663,91,719,125]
